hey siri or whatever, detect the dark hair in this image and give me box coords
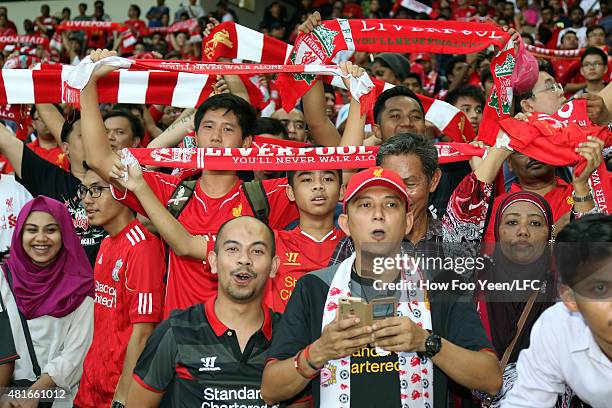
[323,83,335,95]
[286,168,342,188]
[560,30,578,43]
[214,216,276,256]
[103,109,144,141]
[112,103,144,117]
[554,214,612,286]
[61,111,81,143]
[540,5,553,13]
[568,5,584,15]
[79,2,88,10]
[254,117,287,139]
[445,85,485,108]
[404,72,422,87]
[194,93,256,139]
[586,24,605,37]
[481,69,493,86]
[538,26,553,46]
[580,47,608,66]
[94,0,105,7]
[376,133,438,180]
[444,55,466,78]
[130,4,141,17]
[373,86,424,125]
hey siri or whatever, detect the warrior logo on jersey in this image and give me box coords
[284,252,300,266]
[112,259,123,282]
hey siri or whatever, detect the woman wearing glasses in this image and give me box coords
[0,196,94,407]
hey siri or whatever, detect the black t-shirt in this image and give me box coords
[0,278,18,366]
[134,298,281,408]
[267,263,493,408]
[17,145,106,265]
[430,161,471,218]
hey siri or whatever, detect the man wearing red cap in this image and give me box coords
[261,167,501,408]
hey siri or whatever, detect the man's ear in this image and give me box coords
[520,98,534,114]
[243,135,253,148]
[429,168,442,193]
[559,284,579,313]
[404,207,414,236]
[131,137,141,148]
[338,213,351,237]
[207,251,218,275]
[269,255,280,279]
[286,184,296,202]
[338,182,345,202]
[61,142,69,156]
[373,123,382,140]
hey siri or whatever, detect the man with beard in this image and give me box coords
[126,216,301,408]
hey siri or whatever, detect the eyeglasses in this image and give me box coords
[582,61,605,69]
[77,185,111,199]
[532,82,564,95]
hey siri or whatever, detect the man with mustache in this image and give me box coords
[126,216,304,408]
[261,167,502,407]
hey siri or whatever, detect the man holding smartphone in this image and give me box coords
[262,167,502,407]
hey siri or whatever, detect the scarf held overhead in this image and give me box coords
[276,19,512,115]
[124,142,485,170]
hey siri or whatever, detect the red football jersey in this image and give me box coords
[111,171,299,317]
[75,219,166,408]
[264,226,345,312]
[27,139,70,171]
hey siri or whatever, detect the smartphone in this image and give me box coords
[338,296,397,326]
[339,296,372,326]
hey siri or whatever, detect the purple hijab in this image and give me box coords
[4,196,93,320]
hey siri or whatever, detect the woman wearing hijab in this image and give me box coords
[477,191,561,407]
[0,196,94,408]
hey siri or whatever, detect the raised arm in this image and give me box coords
[147,108,195,148]
[35,104,65,147]
[0,122,24,178]
[80,49,121,182]
[112,155,207,260]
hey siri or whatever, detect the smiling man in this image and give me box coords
[127,216,293,408]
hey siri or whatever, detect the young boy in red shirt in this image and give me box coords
[115,163,344,313]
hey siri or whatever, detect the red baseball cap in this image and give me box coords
[343,167,410,212]
[410,53,431,62]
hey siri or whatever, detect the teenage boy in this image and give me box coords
[502,214,612,408]
[74,166,166,408]
[80,49,300,316]
[114,159,345,313]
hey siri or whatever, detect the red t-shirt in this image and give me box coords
[112,172,299,317]
[483,177,573,243]
[26,139,69,171]
[264,226,345,312]
[75,219,166,408]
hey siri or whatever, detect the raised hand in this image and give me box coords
[338,60,366,96]
[298,11,321,35]
[88,48,119,82]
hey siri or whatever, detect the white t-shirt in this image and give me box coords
[501,302,612,408]
[0,175,33,252]
[0,272,93,407]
